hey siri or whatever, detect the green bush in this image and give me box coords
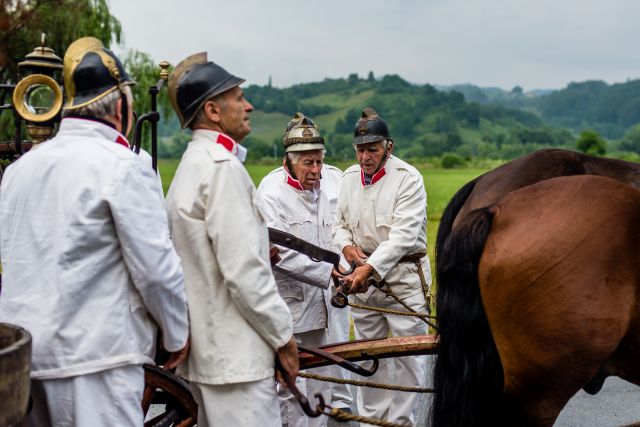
[441,153,465,169]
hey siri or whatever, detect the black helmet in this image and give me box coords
[168,52,245,128]
[353,107,391,145]
[63,37,135,110]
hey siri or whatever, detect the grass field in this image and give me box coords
[158,159,488,284]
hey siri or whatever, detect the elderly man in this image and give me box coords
[0,37,190,426]
[165,53,297,427]
[333,108,431,425]
[258,113,353,418]
[257,112,334,427]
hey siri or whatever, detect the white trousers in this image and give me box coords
[351,290,428,426]
[326,302,353,409]
[190,376,281,427]
[278,328,332,427]
[26,364,144,427]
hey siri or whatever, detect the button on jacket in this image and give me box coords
[0,118,189,379]
[258,168,333,334]
[166,129,293,385]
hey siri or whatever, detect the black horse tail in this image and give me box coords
[432,206,505,427]
[435,178,478,264]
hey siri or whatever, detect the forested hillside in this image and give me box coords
[441,79,640,140]
[156,73,640,162]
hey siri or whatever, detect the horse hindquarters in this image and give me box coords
[432,207,505,427]
[477,176,640,426]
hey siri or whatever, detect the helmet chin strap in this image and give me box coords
[366,140,391,177]
[119,87,129,138]
[284,154,297,180]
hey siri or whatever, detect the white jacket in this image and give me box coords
[332,155,431,298]
[0,117,189,379]
[166,130,293,384]
[257,168,333,334]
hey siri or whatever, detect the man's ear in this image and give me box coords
[203,100,222,124]
[114,97,124,133]
[387,141,394,155]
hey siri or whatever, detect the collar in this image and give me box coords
[58,117,130,148]
[284,168,304,191]
[361,167,386,186]
[192,129,247,162]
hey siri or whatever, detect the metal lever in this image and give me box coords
[298,345,378,377]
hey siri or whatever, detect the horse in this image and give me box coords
[435,148,640,262]
[432,175,640,427]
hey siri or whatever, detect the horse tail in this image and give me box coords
[432,206,505,427]
[435,178,478,264]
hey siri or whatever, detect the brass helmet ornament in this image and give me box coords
[282,112,325,153]
[167,52,245,129]
[62,37,135,110]
[353,107,392,145]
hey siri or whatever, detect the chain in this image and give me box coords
[299,371,434,393]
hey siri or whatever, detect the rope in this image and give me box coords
[321,405,412,427]
[347,285,439,331]
[299,371,434,393]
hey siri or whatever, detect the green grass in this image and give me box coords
[158,159,487,290]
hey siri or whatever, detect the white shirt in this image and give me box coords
[0,117,189,379]
[258,167,333,333]
[166,129,293,384]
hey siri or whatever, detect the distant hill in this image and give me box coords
[437,80,640,139]
[159,74,640,161]
[237,73,573,161]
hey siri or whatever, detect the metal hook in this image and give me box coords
[275,360,323,417]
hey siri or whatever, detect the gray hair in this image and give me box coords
[190,92,228,129]
[63,86,133,119]
[287,150,326,165]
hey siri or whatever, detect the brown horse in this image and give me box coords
[435,149,640,261]
[432,175,640,427]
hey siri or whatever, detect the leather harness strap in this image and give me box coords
[362,251,426,264]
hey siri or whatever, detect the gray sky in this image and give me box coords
[108,0,640,91]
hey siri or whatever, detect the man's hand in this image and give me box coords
[342,245,367,267]
[275,336,299,386]
[163,337,190,370]
[341,264,375,294]
[269,245,281,266]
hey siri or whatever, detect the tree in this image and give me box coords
[1,0,121,82]
[576,130,606,155]
[619,124,640,154]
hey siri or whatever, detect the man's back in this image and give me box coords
[0,118,186,379]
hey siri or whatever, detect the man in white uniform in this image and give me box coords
[258,113,342,426]
[0,37,190,426]
[165,53,298,427]
[318,163,354,415]
[333,108,431,426]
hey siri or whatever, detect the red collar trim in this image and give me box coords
[361,168,386,186]
[216,133,237,155]
[115,135,129,148]
[284,170,304,191]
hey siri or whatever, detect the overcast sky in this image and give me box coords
[107,0,640,91]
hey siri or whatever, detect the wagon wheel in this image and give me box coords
[142,364,197,427]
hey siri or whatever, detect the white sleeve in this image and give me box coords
[257,188,332,290]
[332,180,355,252]
[367,173,427,278]
[205,163,293,350]
[107,159,189,352]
